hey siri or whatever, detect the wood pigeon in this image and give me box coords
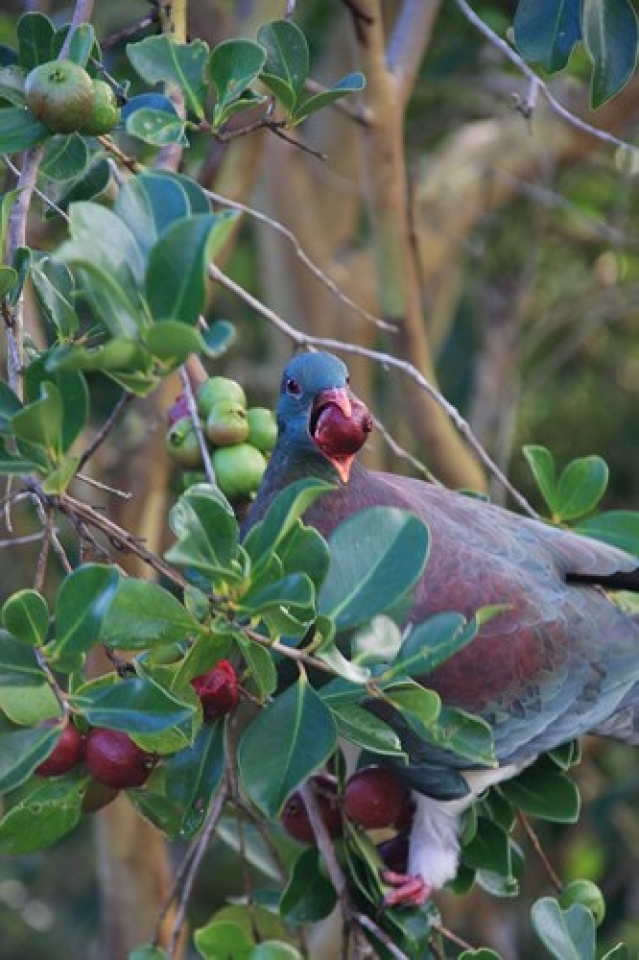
[245,350,639,903]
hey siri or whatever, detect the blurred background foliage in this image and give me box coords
[3,0,639,957]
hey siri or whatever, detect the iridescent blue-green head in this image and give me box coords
[275,351,372,482]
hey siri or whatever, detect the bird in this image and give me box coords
[244,350,639,905]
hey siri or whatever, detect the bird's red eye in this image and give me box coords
[286,378,302,397]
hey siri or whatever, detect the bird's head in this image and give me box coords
[276,351,373,482]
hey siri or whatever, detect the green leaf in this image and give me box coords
[0,107,49,154]
[332,703,405,757]
[114,170,193,257]
[462,817,512,876]
[0,683,59,726]
[70,676,194,733]
[514,0,581,71]
[0,266,17,298]
[17,12,55,70]
[129,947,168,960]
[101,579,202,650]
[46,339,147,374]
[163,721,226,837]
[523,445,557,512]
[500,762,581,822]
[202,319,236,358]
[145,320,207,367]
[0,439,41,476]
[166,483,239,578]
[52,157,114,217]
[0,773,86,853]
[127,35,209,119]
[531,897,596,960]
[210,39,266,127]
[195,920,253,960]
[554,455,609,521]
[251,943,303,960]
[40,133,90,183]
[0,381,22,430]
[30,256,79,339]
[2,589,49,646]
[422,705,496,766]
[576,510,639,554]
[319,507,430,631]
[387,612,478,679]
[0,633,46,686]
[239,572,315,620]
[243,479,333,570]
[10,381,64,458]
[383,679,441,729]
[582,0,638,108]
[25,358,88,453]
[234,634,278,699]
[459,951,503,960]
[238,677,337,818]
[145,212,237,325]
[0,723,61,794]
[126,108,188,147]
[50,564,119,671]
[66,23,95,68]
[280,846,337,924]
[257,20,309,112]
[292,72,366,124]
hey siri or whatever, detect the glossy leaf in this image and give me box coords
[70,676,194,733]
[280,847,337,924]
[0,683,59,726]
[101,579,202,650]
[292,73,366,124]
[238,677,337,818]
[166,483,239,577]
[209,39,266,127]
[576,510,639,554]
[145,212,237,325]
[554,455,608,521]
[2,589,49,646]
[234,634,278,699]
[194,920,253,960]
[16,12,54,70]
[426,705,495,765]
[66,23,95,67]
[462,817,512,875]
[332,703,405,757]
[40,133,90,183]
[243,479,333,570]
[251,943,303,959]
[0,381,22,430]
[0,773,86,853]
[46,339,146,374]
[582,0,638,108]
[258,20,309,112]
[52,158,114,217]
[202,319,236,358]
[513,0,581,71]
[531,897,596,960]
[500,762,581,822]
[126,35,209,119]
[319,507,430,630]
[0,439,41,476]
[0,723,61,794]
[388,612,476,679]
[30,256,79,339]
[383,679,441,729]
[0,633,46,686]
[523,445,556,512]
[163,721,226,837]
[239,572,315,620]
[25,359,88,452]
[10,381,63,458]
[115,171,193,257]
[50,564,119,671]
[145,320,209,367]
[126,108,187,147]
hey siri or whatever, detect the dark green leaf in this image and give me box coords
[0,438,41,475]
[514,0,581,71]
[46,339,146,374]
[101,579,202,650]
[30,256,79,338]
[202,319,236,358]
[17,12,54,70]
[0,381,22,430]
[243,479,333,570]
[387,611,477,679]
[582,0,638,108]
[70,676,194,733]
[332,703,405,757]
[126,108,188,147]
[238,677,337,818]
[258,20,309,107]
[50,564,119,671]
[500,762,581,822]
[52,158,114,217]
[66,23,95,68]
[0,266,17,298]
[10,381,64,458]
[553,455,609,521]
[523,445,556,512]
[462,817,511,875]
[531,897,596,960]
[239,572,315,619]
[459,951,503,960]
[0,773,86,853]
[0,107,49,154]
[127,35,209,119]
[422,705,495,766]
[163,721,226,837]
[145,212,237,325]
[114,171,193,258]
[319,507,430,630]
[40,133,90,183]
[210,39,266,127]
[292,72,366,124]
[0,633,46,686]
[166,483,239,577]
[2,589,49,646]
[280,846,337,924]
[576,510,639,554]
[234,634,278,699]
[277,523,330,589]
[0,723,61,794]
[25,358,88,453]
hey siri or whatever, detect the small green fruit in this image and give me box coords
[25,59,95,133]
[559,879,606,927]
[197,376,246,418]
[246,407,277,453]
[166,417,202,468]
[81,79,120,135]
[213,443,266,500]
[206,400,249,446]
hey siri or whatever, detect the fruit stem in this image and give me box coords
[178,367,217,486]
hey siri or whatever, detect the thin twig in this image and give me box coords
[517,812,563,892]
[77,392,134,472]
[208,263,539,517]
[33,509,54,591]
[2,155,70,221]
[431,920,475,952]
[453,0,639,157]
[179,367,216,486]
[0,529,51,548]
[355,912,411,960]
[57,0,95,59]
[75,474,133,499]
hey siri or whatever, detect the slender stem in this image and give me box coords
[517,812,563,892]
[77,393,134,472]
